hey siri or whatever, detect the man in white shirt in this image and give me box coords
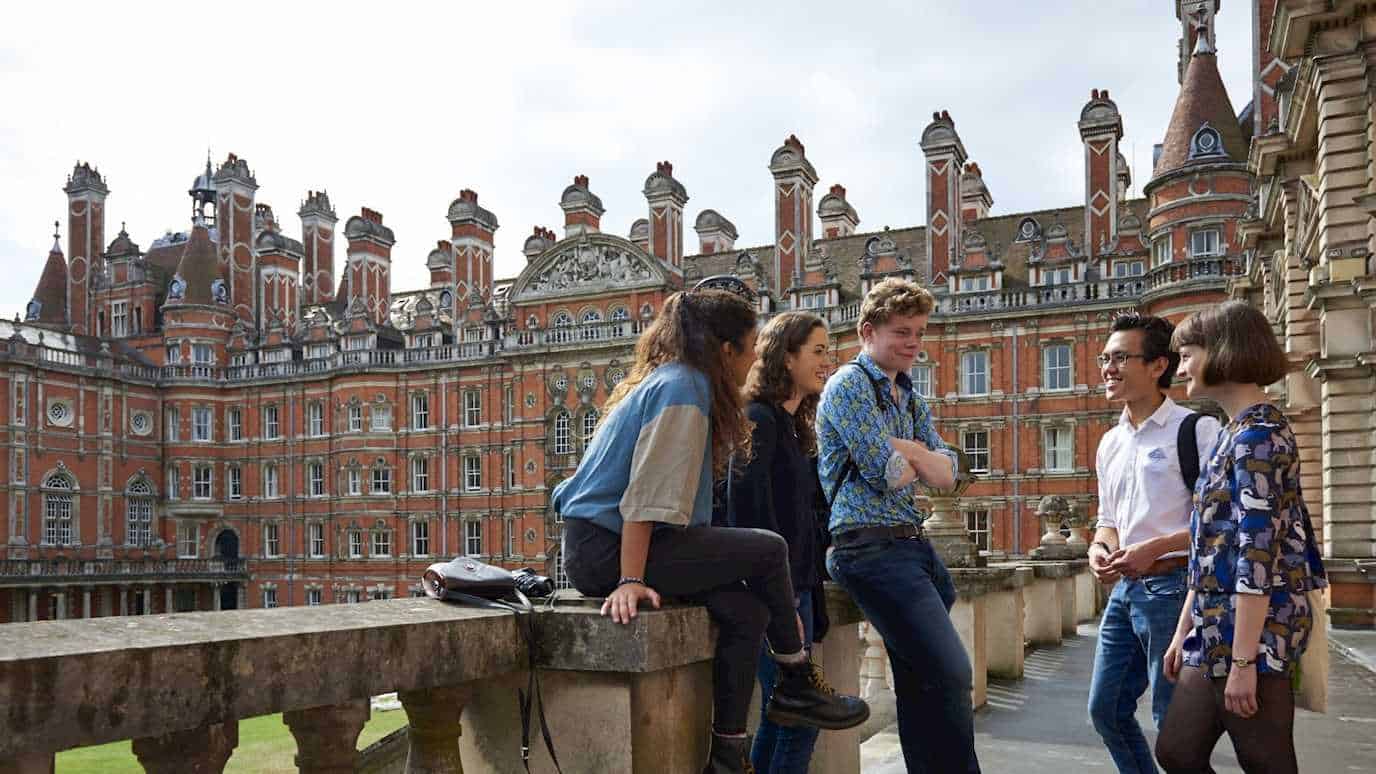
[1087,314,1221,774]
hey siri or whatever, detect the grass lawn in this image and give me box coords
[56,706,411,774]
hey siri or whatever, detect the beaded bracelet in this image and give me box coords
[617,576,646,588]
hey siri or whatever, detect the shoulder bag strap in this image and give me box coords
[1177,412,1202,493]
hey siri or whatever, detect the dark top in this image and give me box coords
[724,400,821,592]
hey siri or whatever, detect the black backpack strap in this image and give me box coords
[826,361,917,506]
[1177,412,1202,493]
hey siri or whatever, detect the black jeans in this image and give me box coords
[562,519,803,733]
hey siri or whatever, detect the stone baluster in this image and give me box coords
[859,622,890,698]
[131,721,238,773]
[284,699,370,774]
[399,684,474,773]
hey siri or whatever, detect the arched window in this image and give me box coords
[42,472,75,546]
[127,478,154,547]
[553,410,572,455]
[551,311,575,344]
[579,309,603,341]
[582,409,599,445]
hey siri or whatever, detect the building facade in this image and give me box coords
[5,1,1372,625]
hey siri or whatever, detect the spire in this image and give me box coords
[26,222,70,326]
[1149,34,1247,182]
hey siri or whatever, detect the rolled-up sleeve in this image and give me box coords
[620,404,709,526]
[1095,439,1117,530]
[1232,428,1286,595]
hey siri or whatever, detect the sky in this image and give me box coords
[0,1,1254,319]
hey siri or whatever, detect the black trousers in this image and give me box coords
[1155,665,1297,774]
[562,519,803,733]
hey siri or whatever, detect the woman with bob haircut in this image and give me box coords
[1155,300,1326,774]
[722,310,833,773]
[554,280,867,774]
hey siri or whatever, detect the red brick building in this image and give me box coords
[3,2,1271,621]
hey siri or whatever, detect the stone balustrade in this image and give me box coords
[0,561,1098,774]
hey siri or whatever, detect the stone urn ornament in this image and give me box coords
[1030,494,1087,559]
[920,448,983,568]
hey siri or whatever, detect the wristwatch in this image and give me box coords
[1232,655,1256,668]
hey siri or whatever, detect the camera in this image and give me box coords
[513,567,555,598]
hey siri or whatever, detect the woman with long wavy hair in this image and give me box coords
[553,282,867,774]
[722,311,832,774]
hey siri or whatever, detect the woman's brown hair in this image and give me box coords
[601,289,756,477]
[744,311,827,456]
[1170,300,1288,387]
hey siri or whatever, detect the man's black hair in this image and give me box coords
[1110,313,1178,390]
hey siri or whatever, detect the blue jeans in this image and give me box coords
[753,590,819,774]
[826,536,980,774]
[1088,570,1188,774]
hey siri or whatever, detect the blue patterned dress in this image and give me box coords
[1183,404,1327,678]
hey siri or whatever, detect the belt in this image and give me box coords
[833,523,926,548]
[1136,556,1187,577]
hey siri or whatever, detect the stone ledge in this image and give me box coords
[950,566,1030,596]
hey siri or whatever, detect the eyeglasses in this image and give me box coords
[692,275,758,304]
[1096,352,1148,367]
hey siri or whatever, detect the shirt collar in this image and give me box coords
[856,351,914,393]
[1118,396,1178,430]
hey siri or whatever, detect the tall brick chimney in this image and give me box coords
[769,135,818,295]
[63,162,109,335]
[643,161,689,267]
[298,190,337,304]
[213,154,259,327]
[343,207,396,326]
[446,189,499,299]
[523,226,556,262]
[920,111,968,281]
[1079,89,1124,259]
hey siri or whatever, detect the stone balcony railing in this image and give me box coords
[0,557,247,585]
[0,560,1099,774]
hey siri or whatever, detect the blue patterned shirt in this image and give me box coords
[817,352,957,534]
[1184,403,1327,677]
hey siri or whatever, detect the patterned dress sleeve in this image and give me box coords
[1231,425,1289,595]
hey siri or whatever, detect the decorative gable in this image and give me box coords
[511,233,670,303]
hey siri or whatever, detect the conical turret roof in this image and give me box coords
[167,220,226,306]
[27,227,69,327]
[1151,35,1248,180]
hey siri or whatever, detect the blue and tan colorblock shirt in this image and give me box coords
[552,362,714,533]
[817,352,957,534]
[1183,403,1327,677]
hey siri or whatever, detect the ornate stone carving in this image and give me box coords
[519,241,655,299]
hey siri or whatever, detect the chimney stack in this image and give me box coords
[643,161,689,266]
[446,188,499,299]
[769,135,819,296]
[920,111,968,281]
[63,162,109,335]
[213,153,259,327]
[560,175,604,238]
[1078,88,1124,260]
[343,207,396,325]
[694,210,739,254]
[523,226,556,262]
[960,164,994,223]
[299,190,338,304]
[817,184,860,238]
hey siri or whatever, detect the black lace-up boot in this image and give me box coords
[701,732,753,774]
[766,660,870,730]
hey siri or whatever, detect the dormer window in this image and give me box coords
[414,333,436,349]
[959,275,990,292]
[1043,268,1072,286]
[1188,123,1225,160]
